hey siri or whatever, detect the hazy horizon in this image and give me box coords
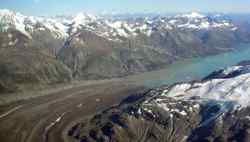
[1,0,250,16]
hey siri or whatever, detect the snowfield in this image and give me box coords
[0,9,238,40]
[164,65,250,108]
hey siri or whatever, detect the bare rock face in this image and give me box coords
[67,62,250,142]
[57,30,175,79]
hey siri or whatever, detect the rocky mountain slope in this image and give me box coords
[0,48,72,93]
[1,9,250,92]
[57,11,250,78]
[68,61,250,142]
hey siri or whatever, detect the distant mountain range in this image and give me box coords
[1,9,250,93]
[0,10,241,40]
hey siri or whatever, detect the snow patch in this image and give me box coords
[223,66,242,75]
[166,73,250,108]
[180,12,205,19]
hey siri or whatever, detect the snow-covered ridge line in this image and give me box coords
[0,9,71,39]
[0,9,238,40]
[134,63,250,124]
[176,11,205,18]
[162,64,250,108]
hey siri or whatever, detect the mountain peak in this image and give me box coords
[73,12,97,24]
[181,11,205,18]
[0,9,15,16]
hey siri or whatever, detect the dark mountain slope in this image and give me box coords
[0,47,72,93]
[68,61,250,142]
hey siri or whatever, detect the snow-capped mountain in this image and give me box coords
[0,9,70,39]
[70,11,237,41]
[0,9,32,38]
[68,61,250,142]
[164,65,250,108]
[0,9,238,41]
[135,61,250,120]
[1,9,250,87]
[178,11,206,18]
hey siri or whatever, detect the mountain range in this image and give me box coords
[1,9,250,93]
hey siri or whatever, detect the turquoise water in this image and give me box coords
[128,43,250,88]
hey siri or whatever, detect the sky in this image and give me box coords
[1,0,250,16]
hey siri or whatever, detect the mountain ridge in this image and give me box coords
[0,9,240,40]
[1,9,250,93]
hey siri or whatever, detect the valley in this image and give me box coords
[1,46,250,142]
[0,78,145,142]
[0,8,250,142]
